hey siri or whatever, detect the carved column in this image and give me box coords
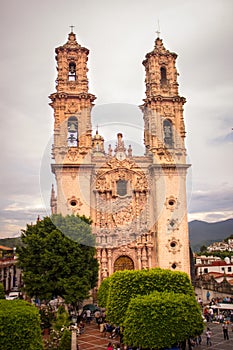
[137,245,143,270]
[108,249,113,276]
[96,248,101,286]
[141,246,148,269]
[101,249,108,280]
[147,243,153,268]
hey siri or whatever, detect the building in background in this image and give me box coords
[50,30,190,285]
[0,245,22,293]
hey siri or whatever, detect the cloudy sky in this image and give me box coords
[0,0,232,238]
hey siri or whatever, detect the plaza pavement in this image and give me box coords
[197,322,233,350]
[77,321,119,349]
[77,321,233,350]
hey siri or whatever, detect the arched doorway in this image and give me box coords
[114,255,134,272]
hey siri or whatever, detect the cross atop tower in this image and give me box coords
[69,25,75,33]
[156,20,160,38]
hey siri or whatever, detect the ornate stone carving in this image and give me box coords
[165,196,179,211]
[166,237,182,254]
[67,101,79,113]
[66,196,83,213]
[167,218,179,232]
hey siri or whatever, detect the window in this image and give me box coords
[67,116,78,146]
[160,66,167,86]
[68,61,76,81]
[204,268,208,273]
[163,119,173,148]
[228,267,232,272]
[117,180,127,196]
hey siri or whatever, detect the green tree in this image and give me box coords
[199,245,207,253]
[17,215,98,306]
[123,291,204,349]
[0,283,5,299]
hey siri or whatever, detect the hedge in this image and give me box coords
[106,268,195,325]
[97,276,110,308]
[0,300,43,350]
[123,291,204,349]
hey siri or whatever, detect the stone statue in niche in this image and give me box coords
[108,144,113,156]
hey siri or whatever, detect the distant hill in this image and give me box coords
[1,219,233,254]
[0,237,22,249]
[189,219,233,252]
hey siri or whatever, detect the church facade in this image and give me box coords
[49,31,191,285]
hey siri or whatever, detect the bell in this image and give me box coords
[69,123,77,132]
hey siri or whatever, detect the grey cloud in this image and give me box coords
[0,0,233,237]
[189,188,233,214]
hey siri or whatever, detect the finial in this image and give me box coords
[69,25,75,33]
[156,20,160,38]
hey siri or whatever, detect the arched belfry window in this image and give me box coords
[68,116,78,147]
[163,119,173,148]
[117,180,127,197]
[160,66,167,86]
[68,61,76,81]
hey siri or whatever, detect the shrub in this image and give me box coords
[106,268,194,325]
[58,329,71,350]
[123,291,204,349]
[97,276,110,308]
[0,299,43,350]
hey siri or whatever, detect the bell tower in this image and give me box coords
[142,37,186,161]
[49,30,96,216]
[141,36,190,274]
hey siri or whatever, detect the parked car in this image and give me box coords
[5,291,21,300]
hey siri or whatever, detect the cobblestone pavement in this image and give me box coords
[196,322,233,350]
[77,321,233,350]
[77,322,120,349]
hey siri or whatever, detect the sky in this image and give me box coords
[0,0,233,238]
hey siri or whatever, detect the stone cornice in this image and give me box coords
[49,92,96,103]
[51,163,95,173]
[141,95,186,106]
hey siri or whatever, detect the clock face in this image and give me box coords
[116,152,126,161]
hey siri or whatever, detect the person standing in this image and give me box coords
[222,323,229,340]
[107,342,113,350]
[206,327,212,346]
[86,309,91,324]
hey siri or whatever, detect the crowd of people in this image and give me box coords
[72,296,233,350]
[73,307,142,349]
[196,294,233,348]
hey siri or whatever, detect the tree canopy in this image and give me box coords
[123,291,204,349]
[106,268,195,325]
[98,269,204,349]
[17,215,98,305]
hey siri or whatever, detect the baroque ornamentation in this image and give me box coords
[166,236,182,254]
[66,196,83,213]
